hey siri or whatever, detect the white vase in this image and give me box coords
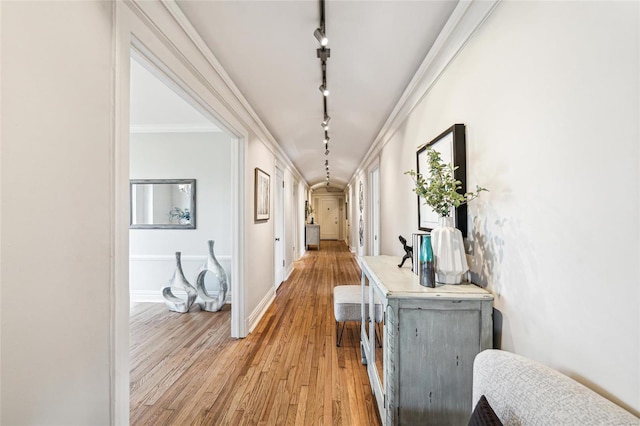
[196,240,228,312]
[431,216,468,284]
[161,252,197,313]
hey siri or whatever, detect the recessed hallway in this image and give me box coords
[130,241,380,425]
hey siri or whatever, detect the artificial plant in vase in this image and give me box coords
[305,203,315,224]
[405,147,487,284]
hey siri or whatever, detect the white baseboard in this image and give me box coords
[246,287,276,334]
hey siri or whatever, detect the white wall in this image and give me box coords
[376,1,639,414]
[1,2,114,424]
[129,132,232,299]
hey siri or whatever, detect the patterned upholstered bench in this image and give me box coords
[333,285,382,347]
[472,350,639,425]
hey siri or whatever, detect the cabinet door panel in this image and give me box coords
[398,308,481,425]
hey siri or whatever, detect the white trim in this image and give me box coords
[112,3,130,424]
[247,288,276,334]
[348,0,500,187]
[130,123,221,133]
[230,135,245,338]
[130,290,232,305]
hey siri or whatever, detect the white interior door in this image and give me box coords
[371,167,380,256]
[274,168,285,290]
[320,198,339,240]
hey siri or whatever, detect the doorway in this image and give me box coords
[274,167,285,290]
[320,197,340,240]
[370,166,380,256]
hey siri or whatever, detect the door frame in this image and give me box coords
[113,3,248,423]
[274,166,285,290]
[369,164,380,256]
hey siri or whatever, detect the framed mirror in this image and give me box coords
[130,179,196,229]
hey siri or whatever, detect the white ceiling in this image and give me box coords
[130,57,221,133]
[176,0,458,189]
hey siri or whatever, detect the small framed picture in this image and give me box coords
[255,168,270,222]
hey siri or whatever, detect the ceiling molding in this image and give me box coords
[348,0,500,188]
[157,0,309,188]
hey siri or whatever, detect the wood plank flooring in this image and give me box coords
[130,241,381,425]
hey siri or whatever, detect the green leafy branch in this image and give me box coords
[405,147,487,217]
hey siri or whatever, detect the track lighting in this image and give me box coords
[314,28,328,46]
[316,1,332,184]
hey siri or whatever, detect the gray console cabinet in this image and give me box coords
[359,256,493,425]
[305,224,320,250]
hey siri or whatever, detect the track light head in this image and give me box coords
[322,115,331,125]
[322,123,329,131]
[314,28,328,46]
[319,84,329,97]
[325,149,330,156]
[323,136,330,144]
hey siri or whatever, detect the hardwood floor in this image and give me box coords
[130,241,381,425]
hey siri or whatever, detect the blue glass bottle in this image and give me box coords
[419,235,436,288]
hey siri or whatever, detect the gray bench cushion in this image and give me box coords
[333,285,382,323]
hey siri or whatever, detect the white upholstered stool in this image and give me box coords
[333,285,383,347]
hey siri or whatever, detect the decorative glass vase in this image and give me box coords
[431,216,468,284]
[195,240,228,312]
[161,252,197,313]
[418,234,436,288]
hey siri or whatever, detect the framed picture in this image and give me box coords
[255,167,270,221]
[416,123,468,237]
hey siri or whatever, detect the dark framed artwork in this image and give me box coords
[416,123,468,237]
[305,200,309,221]
[359,181,364,212]
[255,167,270,222]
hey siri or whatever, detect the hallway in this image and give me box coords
[130,241,380,425]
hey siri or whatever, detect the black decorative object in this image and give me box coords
[397,235,413,268]
[416,123,468,237]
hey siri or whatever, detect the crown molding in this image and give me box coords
[349,0,500,188]
[155,0,308,187]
